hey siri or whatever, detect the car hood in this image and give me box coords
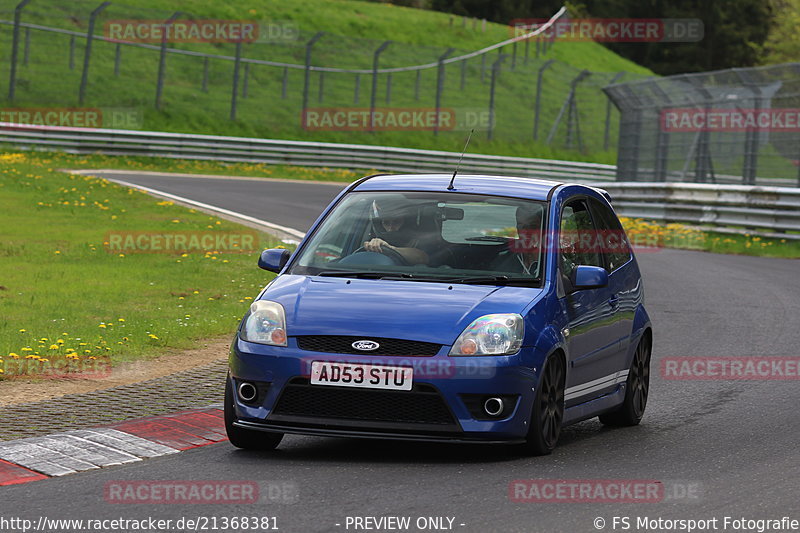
[261,275,543,344]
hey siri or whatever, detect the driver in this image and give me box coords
[363,198,429,265]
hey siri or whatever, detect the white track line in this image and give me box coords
[96,176,307,242]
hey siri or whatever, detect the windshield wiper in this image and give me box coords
[317,271,388,279]
[444,275,541,286]
[464,236,510,243]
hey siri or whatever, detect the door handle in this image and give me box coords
[608,295,619,307]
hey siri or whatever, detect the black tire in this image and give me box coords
[521,353,565,456]
[599,333,651,427]
[224,377,283,451]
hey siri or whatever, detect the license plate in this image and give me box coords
[310,361,413,391]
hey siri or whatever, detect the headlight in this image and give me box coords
[240,300,288,346]
[449,314,524,356]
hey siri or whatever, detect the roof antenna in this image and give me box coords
[448,128,474,190]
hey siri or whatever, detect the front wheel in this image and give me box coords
[224,377,283,450]
[599,334,651,427]
[521,353,565,456]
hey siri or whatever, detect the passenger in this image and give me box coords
[492,205,544,275]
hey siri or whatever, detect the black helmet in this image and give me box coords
[369,197,416,246]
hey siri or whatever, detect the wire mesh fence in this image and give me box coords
[0,0,650,159]
[605,63,800,187]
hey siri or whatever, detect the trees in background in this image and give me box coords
[422,0,775,74]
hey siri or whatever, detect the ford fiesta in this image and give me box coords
[225,174,652,455]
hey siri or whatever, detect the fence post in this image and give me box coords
[434,47,455,136]
[201,57,209,92]
[536,37,540,58]
[114,43,121,76]
[317,70,324,103]
[302,32,324,118]
[242,62,249,98]
[480,54,486,83]
[511,41,517,70]
[385,73,392,104]
[281,66,288,99]
[369,40,391,131]
[79,1,111,105]
[353,73,360,104]
[69,35,75,70]
[603,72,624,151]
[414,70,421,100]
[648,79,673,181]
[533,59,554,140]
[154,10,181,111]
[524,37,529,65]
[8,0,33,102]
[460,59,466,90]
[487,54,507,141]
[734,69,760,185]
[547,69,590,148]
[23,27,30,65]
[229,41,242,120]
[688,81,716,183]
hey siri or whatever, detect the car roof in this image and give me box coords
[353,174,610,203]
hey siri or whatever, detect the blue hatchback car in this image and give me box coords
[225,174,652,455]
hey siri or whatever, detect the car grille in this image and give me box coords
[295,335,441,357]
[270,378,456,426]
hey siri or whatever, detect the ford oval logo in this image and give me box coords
[352,340,380,351]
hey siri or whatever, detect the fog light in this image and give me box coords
[484,397,504,417]
[237,382,258,402]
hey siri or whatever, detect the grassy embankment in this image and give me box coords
[1,0,652,163]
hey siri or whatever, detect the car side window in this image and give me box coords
[588,198,631,272]
[559,199,603,281]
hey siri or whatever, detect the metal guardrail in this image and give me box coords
[596,182,800,239]
[2,123,798,239]
[0,123,618,181]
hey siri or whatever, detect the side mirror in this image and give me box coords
[571,265,608,290]
[258,248,290,273]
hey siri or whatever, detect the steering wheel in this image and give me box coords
[351,245,410,266]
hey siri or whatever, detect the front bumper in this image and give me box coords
[229,336,545,442]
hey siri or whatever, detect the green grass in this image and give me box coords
[22,150,373,182]
[621,218,800,259]
[0,0,652,162]
[0,151,291,379]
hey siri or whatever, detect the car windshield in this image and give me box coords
[288,191,546,285]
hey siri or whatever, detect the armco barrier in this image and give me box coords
[596,182,800,238]
[0,123,616,181]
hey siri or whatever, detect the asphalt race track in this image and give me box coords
[1,172,798,532]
